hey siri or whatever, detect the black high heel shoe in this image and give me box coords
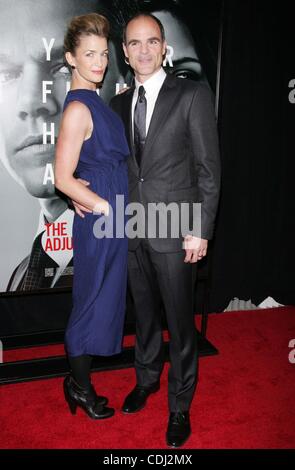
[63,375,114,419]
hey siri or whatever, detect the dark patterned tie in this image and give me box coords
[21,231,52,290]
[133,85,147,167]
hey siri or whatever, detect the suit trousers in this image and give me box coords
[127,239,198,412]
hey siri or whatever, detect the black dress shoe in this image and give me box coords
[166,411,191,448]
[122,383,160,413]
[64,375,114,420]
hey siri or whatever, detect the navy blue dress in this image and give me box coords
[63,89,129,357]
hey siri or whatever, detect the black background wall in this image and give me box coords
[209,0,295,312]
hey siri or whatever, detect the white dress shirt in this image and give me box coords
[132,67,167,139]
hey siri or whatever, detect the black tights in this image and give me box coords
[68,354,93,389]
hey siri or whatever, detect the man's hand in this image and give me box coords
[183,235,208,263]
[72,178,92,218]
[117,86,130,95]
[93,199,110,217]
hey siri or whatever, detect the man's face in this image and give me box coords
[0,0,121,198]
[153,11,202,81]
[123,16,167,83]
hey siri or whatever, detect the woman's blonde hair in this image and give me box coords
[64,13,110,61]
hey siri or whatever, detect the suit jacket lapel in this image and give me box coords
[141,75,178,173]
[121,87,139,173]
[122,88,134,150]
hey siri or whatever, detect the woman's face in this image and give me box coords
[153,10,203,81]
[66,35,109,88]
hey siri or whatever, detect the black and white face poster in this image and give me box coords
[0,0,220,293]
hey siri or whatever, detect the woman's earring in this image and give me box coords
[124,57,129,65]
[71,65,76,69]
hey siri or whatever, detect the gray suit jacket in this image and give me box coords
[110,74,221,252]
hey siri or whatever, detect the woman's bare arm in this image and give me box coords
[54,101,108,214]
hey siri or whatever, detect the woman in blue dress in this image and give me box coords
[54,13,129,419]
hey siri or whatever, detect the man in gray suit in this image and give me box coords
[75,12,220,447]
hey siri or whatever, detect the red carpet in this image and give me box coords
[0,306,295,449]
